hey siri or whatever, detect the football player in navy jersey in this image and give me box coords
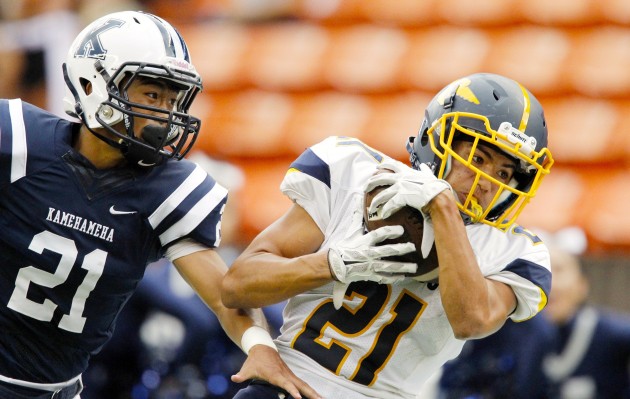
[222,73,555,399]
[543,245,630,399]
[0,10,320,399]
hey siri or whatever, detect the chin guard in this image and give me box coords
[122,125,172,168]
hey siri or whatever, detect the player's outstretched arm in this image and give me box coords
[174,249,322,399]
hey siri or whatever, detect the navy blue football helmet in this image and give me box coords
[408,73,554,230]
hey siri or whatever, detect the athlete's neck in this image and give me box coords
[75,126,127,169]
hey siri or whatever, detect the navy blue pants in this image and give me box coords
[233,380,304,399]
[0,378,82,399]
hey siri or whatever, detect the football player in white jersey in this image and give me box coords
[0,11,319,399]
[223,73,554,399]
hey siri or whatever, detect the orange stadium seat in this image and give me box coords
[542,97,626,165]
[482,27,572,97]
[621,101,630,164]
[517,0,602,26]
[243,23,329,91]
[295,0,364,25]
[601,0,630,24]
[360,0,441,27]
[521,166,630,252]
[435,0,522,27]
[361,92,433,162]
[399,27,490,93]
[194,91,295,158]
[322,25,409,93]
[564,27,630,98]
[146,0,227,22]
[178,22,251,91]
[234,158,294,241]
[518,167,587,234]
[578,168,630,251]
[284,92,372,154]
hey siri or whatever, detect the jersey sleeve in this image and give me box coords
[281,146,332,233]
[486,227,552,322]
[280,136,388,234]
[0,99,62,188]
[145,160,229,253]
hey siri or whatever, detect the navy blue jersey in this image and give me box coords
[545,307,630,399]
[0,99,227,383]
[439,315,557,399]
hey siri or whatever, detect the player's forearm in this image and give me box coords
[429,193,494,339]
[214,306,269,349]
[222,250,332,308]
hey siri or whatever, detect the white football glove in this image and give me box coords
[365,161,454,258]
[328,225,417,284]
[328,206,417,309]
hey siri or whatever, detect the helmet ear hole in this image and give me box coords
[79,78,91,95]
[419,127,430,146]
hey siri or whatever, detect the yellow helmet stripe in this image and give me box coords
[517,82,531,132]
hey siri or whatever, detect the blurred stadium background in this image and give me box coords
[2,0,630,397]
[160,0,630,310]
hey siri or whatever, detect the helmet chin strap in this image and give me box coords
[121,125,170,168]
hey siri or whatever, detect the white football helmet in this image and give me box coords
[63,11,203,167]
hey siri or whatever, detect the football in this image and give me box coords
[363,181,440,282]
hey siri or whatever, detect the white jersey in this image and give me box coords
[276,136,551,399]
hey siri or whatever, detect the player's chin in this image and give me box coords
[456,191,469,204]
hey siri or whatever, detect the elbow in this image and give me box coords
[449,312,501,340]
[451,322,483,340]
[220,273,243,309]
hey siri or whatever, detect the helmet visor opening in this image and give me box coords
[428,112,553,230]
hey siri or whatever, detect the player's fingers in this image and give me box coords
[373,274,407,284]
[230,372,247,384]
[365,225,405,243]
[366,186,399,218]
[273,374,323,399]
[365,172,399,193]
[371,242,416,258]
[332,282,349,310]
[290,378,324,399]
[373,260,417,274]
[420,217,435,259]
[377,195,410,220]
[377,160,405,171]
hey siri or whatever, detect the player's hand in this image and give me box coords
[365,161,454,221]
[327,204,417,309]
[328,225,417,285]
[231,345,323,399]
[365,161,452,260]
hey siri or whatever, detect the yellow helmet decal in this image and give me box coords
[517,82,531,132]
[437,78,480,106]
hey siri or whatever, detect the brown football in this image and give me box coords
[363,182,440,282]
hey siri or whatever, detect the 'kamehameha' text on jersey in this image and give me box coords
[0,99,227,383]
[275,136,552,399]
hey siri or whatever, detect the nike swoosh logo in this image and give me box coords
[138,160,157,167]
[109,205,137,215]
